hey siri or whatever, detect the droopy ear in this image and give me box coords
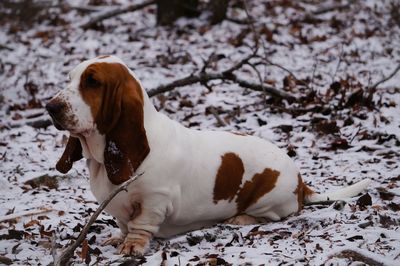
[56,136,83,173]
[101,66,150,185]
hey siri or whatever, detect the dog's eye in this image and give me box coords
[86,74,100,87]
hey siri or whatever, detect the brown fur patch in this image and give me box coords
[236,168,279,214]
[293,173,314,211]
[56,136,82,174]
[213,153,245,203]
[79,62,149,185]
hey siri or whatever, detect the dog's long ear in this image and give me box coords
[56,136,83,173]
[97,64,150,185]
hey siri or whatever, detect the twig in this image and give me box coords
[147,53,296,101]
[349,124,361,144]
[370,63,400,89]
[51,234,57,262]
[54,172,144,266]
[9,116,52,129]
[80,0,156,29]
[332,249,384,266]
[291,2,352,24]
[0,43,13,51]
[262,57,311,90]
[48,2,114,12]
[331,44,344,83]
[242,1,259,48]
[208,106,226,127]
[304,200,337,206]
[312,3,351,15]
[242,1,310,92]
[0,208,52,223]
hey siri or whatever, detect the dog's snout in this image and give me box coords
[46,101,64,115]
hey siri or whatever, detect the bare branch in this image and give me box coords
[370,63,400,89]
[54,172,144,266]
[332,249,384,266]
[312,2,351,15]
[0,208,52,223]
[80,0,156,29]
[147,52,296,101]
[292,2,352,23]
[0,43,13,51]
[208,106,227,127]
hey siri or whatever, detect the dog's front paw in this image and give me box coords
[118,232,151,256]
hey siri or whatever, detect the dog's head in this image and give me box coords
[47,56,150,184]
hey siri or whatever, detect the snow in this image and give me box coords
[1,0,400,265]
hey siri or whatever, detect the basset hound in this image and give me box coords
[46,55,371,256]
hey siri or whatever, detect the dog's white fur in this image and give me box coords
[48,56,370,255]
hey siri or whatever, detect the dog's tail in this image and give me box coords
[303,179,372,204]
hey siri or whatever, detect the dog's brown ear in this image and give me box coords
[56,136,83,173]
[99,64,150,185]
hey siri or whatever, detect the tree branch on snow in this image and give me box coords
[8,116,52,129]
[80,0,156,29]
[292,2,353,23]
[53,172,144,266]
[370,63,400,89]
[0,208,53,223]
[241,1,311,92]
[147,52,297,101]
[0,43,13,51]
[312,2,352,16]
[47,2,116,13]
[208,106,227,127]
[332,249,384,266]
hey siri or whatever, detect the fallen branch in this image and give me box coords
[370,63,400,89]
[0,208,52,223]
[312,2,352,15]
[147,53,297,101]
[80,0,156,29]
[54,172,144,266]
[0,43,13,51]
[332,249,384,266]
[290,2,352,24]
[208,106,226,127]
[9,116,52,129]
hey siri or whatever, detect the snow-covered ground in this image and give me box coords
[1,0,399,265]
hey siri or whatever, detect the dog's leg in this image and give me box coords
[118,202,167,256]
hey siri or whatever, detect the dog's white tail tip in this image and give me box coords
[306,178,372,203]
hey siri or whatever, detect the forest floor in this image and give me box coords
[0,0,400,265]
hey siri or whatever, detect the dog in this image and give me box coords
[46,55,370,255]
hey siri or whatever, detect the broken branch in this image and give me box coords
[370,63,400,89]
[0,208,53,223]
[54,172,144,266]
[81,0,156,29]
[147,53,296,101]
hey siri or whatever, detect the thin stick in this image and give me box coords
[0,208,52,223]
[208,106,226,127]
[81,0,156,29]
[304,200,338,206]
[312,3,351,15]
[54,172,144,266]
[370,63,400,89]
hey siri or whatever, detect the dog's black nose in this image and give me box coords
[46,101,63,115]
